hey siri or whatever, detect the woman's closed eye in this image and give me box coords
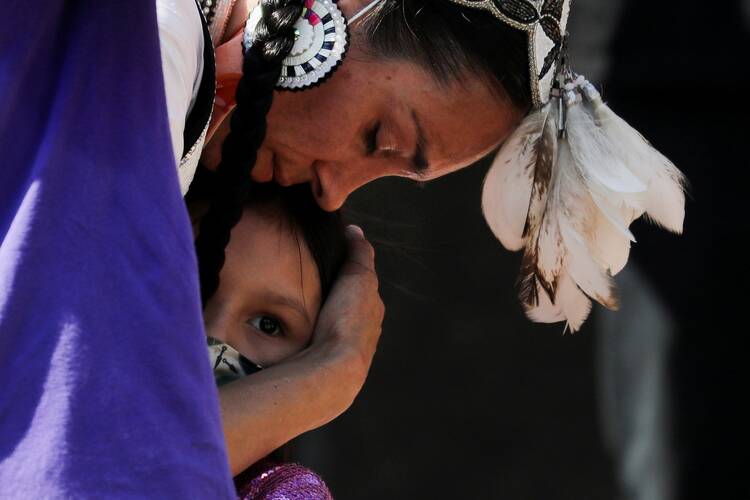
[362,115,429,178]
[247,315,284,337]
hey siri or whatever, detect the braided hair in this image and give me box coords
[195,0,305,305]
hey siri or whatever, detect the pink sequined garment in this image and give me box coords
[237,463,333,500]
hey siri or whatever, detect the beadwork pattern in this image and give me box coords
[199,0,218,26]
[447,0,570,107]
[244,0,348,90]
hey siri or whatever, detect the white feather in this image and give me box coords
[589,191,638,242]
[583,85,686,233]
[521,99,630,328]
[555,272,592,333]
[566,102,648,195]
[520,137,601,327]
[484,79,685,332]
[526,103,562,295]
[526,273,591,333]
[525,284,565,324]
[534,212,564,297]
[559,221,618,310]
[482,103,553,251]
[589,210,631,275]
[526,272,591,333]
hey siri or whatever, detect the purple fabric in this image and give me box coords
[0,1,234,497]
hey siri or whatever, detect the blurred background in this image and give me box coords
[295,1,748,498]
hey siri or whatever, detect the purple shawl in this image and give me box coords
[0,1,234,496]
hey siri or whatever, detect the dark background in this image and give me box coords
[295,1,748,498]
[299,169,617,499]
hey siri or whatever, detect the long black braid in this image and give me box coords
[195,0,305,305]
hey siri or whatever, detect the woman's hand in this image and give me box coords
[312,225,384,390]
[219,225,384,475]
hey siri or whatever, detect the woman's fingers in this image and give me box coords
[341,224,376,275]
[314,224,384,382]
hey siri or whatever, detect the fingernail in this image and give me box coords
[345,224,365,239]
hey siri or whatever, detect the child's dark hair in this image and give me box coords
[187,166,347,301]
[244,182,347,299]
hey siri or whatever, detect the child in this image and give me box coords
[194,181,346,499]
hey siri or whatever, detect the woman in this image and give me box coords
[192,0,684,475]
[194,0,526,477]
[0,0,684,496]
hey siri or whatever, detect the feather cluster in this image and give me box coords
[482,75,686,332]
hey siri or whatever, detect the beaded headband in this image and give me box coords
[447,0,570,107]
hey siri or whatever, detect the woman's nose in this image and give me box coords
[312,160,390,212]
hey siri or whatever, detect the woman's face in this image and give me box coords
[202,205,321,367]
[250,20,522,211]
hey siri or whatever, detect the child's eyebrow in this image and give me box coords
[263,289,311,326]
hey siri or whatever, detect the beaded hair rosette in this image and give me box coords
[244,0,348,89]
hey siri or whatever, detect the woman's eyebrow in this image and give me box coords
[411,110,430,175]
[262,289,311,326]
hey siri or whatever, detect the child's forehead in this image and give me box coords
[227,205,321,297]
[238,205,308,261]
[233,183,346,302]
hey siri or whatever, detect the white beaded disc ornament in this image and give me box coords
[244,0,348,90]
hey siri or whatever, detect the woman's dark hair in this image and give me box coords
[363,0,532,111]
[194,0,532,306]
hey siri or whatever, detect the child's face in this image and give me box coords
[203,205,322,367]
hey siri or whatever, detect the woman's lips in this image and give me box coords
[251,149,274,183]
[253,147,314,187]
[271,154,307,187]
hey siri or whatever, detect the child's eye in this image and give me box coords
[248,315,282,337]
